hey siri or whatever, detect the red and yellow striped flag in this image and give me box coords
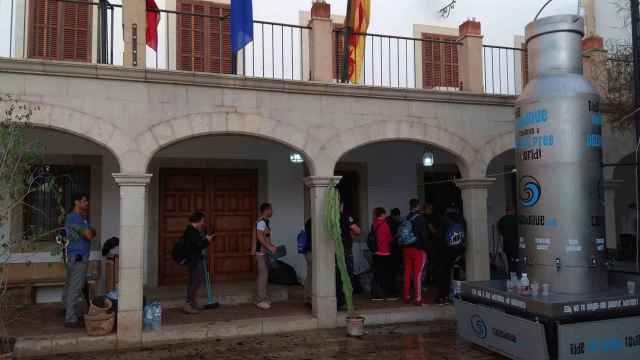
[345,0,370,83]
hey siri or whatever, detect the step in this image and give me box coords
[144,281,290,309]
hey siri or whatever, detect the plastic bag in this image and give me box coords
[143,301,162,332]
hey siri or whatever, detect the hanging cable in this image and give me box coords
[535,0,554,21]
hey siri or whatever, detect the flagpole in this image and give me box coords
[342,1,353,83]
[233,53,238,75]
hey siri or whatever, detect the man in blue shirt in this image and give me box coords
[63,193,95,328]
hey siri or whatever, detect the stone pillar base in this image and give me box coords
[117,310,143,347]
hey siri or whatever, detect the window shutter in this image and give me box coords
[221,7,233,74]
[177,1,194,71]
[30,0,59,59]
[444,38,459,88]
[333,24,346,81]
[61,0,92,62]
[422,34,437,88]
[206,5,223,73]
[29,0,91,62]
[178,1,232,74]
[422,33,459,89]
[177,1,206,72]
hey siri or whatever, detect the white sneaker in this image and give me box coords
[256,301,271,310]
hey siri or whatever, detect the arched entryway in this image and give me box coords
[332,140,467,306]
[143,133,313,310]
[4,125,121,305]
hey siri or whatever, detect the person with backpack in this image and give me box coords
[387,208,403,289]
[400,199,428,306]
[182,212,215,314]
[434,204,467,305]
[255,203,277,310]
[370,207,396,301]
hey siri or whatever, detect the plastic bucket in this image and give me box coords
[346,316,365,337]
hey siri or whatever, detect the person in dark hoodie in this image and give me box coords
[182,212,215,315]
[387,208,403,286]
[402,200,429,306]
[434,203,467,305]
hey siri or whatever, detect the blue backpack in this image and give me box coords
[446,219,466,250]
[297,230,310,254]
[397,214,418,246]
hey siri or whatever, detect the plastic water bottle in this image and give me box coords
[520,273,530,295]
[151,302,162,331]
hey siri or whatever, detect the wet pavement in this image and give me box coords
[37,321,504,360]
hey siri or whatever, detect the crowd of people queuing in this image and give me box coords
[60,193,466,327]
[353,199,467,307]
[166,198,467,314]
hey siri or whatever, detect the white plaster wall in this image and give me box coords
[342,142,423,228]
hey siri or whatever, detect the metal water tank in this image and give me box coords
[516,15,606,294]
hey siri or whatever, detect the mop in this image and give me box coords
[202,252,220,310]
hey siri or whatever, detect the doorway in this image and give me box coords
[158,168,258,285]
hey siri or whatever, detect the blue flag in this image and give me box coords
[231,0,253,54]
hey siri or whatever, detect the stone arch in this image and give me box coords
[5,101,127,171]
[315,120,477,176]
[475,131,515,177]
[136,112,320,175]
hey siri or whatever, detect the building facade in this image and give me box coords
[0,0,635,347]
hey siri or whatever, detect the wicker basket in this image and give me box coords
[84,299,115,337]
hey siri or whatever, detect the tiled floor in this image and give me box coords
[36,321,504,360]
[12,285,429,338]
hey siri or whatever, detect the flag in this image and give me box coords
[146,0,160,51]
[231,0,254,54]
[345,0,371,83]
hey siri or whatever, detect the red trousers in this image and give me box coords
[403,247,427,302]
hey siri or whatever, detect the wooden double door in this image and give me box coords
[159,169,258,285]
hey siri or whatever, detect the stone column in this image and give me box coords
[122,0,147,68]
[458,19,483,93]
[605,180,624,250]
[582,36,608,98]
[113,173,152,347]
[456,178,495,281]
[305,176,341,328]
[308,2,333,82]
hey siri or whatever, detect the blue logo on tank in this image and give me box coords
[470,315,488,339]
[519,176,542,208]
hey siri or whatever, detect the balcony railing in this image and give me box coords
[0,1,531,97]
[334,28,462,90]
[148,7,310,81]
[482,44,526,96]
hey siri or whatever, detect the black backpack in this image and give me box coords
[171,237,189,266]
[445,214,466,252]
[367,224,379,253]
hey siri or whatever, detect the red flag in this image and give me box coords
[146,0,160,51]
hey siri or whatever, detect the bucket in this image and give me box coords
[346,316,365,337]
